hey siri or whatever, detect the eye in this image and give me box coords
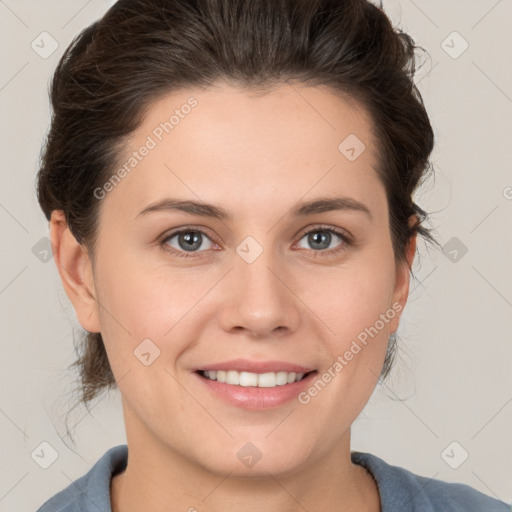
[295,226,352,255]
[162,229,217,258]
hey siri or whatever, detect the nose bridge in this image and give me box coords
[218,234,300,336]
[235,235,287,304]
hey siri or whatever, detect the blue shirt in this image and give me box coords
[36,444,510,511]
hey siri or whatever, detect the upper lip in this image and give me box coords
[196,358,315,374]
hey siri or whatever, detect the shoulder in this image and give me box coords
[36,444,128,512]
[351,451,511,512]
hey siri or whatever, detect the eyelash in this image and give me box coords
[160,225,353,259]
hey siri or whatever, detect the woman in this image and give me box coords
[35,0,510,510]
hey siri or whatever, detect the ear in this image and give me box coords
[49,210,101,333]
[389,215,418,334]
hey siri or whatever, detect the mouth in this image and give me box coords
[195,369,318,388]
[191,358,318,409]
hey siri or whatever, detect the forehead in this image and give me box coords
[100,82,385,221]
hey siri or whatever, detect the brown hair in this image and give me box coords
[36,0,439,433]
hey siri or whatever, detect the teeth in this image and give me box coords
[201,370,307,387]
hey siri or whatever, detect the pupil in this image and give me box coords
[181,232,201,250]
[310,231,330,250]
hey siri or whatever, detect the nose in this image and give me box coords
[216,247,301,339]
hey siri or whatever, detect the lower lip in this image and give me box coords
[193,371,318,410]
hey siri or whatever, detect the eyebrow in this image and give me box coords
[137,196,372,221]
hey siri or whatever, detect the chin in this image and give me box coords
[191,437,314,478]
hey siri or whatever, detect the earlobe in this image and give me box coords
[49,210,101,333]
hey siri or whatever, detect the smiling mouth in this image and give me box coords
[196,369,317,388]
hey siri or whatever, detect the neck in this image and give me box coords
[111,402,380,512]
[111,439,380,512]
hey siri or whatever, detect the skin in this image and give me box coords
[50,82,416,512]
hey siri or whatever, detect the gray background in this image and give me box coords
[1,0,511,510]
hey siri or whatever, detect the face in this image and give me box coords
[55,82,415,477]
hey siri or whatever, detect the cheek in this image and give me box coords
[301,251,397,342]
[94,253,216,363]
